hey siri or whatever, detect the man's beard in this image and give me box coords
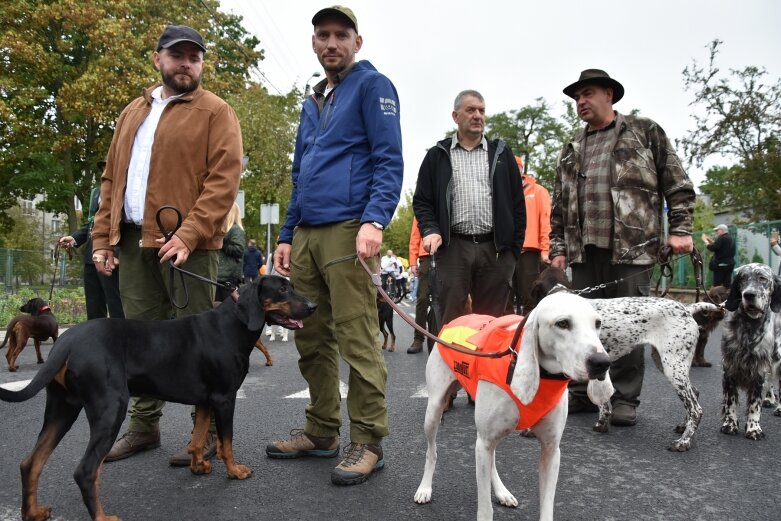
[161,69,201,95]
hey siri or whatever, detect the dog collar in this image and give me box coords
[39,305,50,312]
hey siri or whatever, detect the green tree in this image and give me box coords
[383,190,414,258]
[486,98,569,189]
[0,0,262,233]
[680,40,781,220]
[230,85,301,247]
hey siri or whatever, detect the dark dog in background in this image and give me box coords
[0,297,58,372]
[719,263,781,440]
[690,285,730,367]
[0,276,315,521]
[377,293,395,352]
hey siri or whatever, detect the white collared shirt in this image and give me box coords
[123,86,183,224]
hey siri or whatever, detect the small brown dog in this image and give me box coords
[690,285,729,367]
[0,297,58,372]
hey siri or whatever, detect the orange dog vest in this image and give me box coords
[437,314,570,430]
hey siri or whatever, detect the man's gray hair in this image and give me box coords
[454,90,484,110]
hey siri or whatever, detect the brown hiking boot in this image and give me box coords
[265,429,339,459]
[331,443,384,486]
[105,430,161,462]
[169,431,218,467]
[407,339,423,354]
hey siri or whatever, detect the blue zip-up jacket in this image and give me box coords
[279,60,403,243]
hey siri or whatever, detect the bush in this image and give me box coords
[0,287,87,326]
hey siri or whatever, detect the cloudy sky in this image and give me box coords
[219,0,781,195]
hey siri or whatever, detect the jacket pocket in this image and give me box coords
[613,144,657,190]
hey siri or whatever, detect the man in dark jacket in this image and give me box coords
[242,239,264,283]
[703,224,736,287]
[413,89,526,323]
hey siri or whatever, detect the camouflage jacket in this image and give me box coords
[550,113,695,265]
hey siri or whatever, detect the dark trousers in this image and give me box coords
[511,250,542,315]
[712,266,734,287]
[569,246,651,408]
[84,262,124,319]
[437,236,515,324]
[413,256,431,342]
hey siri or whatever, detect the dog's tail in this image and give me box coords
[0,336,69,402]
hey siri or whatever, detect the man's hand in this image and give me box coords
[422,233,442,255]
[668,234,694,254]
[94,249,116,277]
[274,243,292,277]
[156,235,190,266]
[58,236,76,249]
[550,255,567,270]
[356,223,382,259]
[410,265,419,277]
[540,251,551,265]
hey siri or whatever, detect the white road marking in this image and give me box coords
[0,380,31,391]
[286,380,348,399]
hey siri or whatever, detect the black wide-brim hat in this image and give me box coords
[563,69,624,104]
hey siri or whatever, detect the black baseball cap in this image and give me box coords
[156,25,207,53]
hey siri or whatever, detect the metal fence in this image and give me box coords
[1,247,84,292]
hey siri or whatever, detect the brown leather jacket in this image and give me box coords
[92,85,242,253]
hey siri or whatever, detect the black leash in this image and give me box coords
[156,206,238,309]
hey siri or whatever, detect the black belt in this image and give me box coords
[451,231,493,243]
[121,221,143,231]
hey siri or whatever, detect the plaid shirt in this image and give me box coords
[577,120,619,249]
[450,134,492,234]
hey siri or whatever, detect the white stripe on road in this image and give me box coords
[286,380,348,399]
[0,379,31,391]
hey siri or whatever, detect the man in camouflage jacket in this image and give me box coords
[550,69,695,426]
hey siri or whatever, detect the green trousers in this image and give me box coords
[118,225,217,432]
[291,220,389,444]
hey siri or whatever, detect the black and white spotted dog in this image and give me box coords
[533,267,722,451]
[720,263,781,440]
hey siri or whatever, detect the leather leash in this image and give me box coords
[655,246,715,304]
[156,205,239,309]
[356,255,523,360]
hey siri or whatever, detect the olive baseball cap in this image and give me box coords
[157,25,207,53]
[312,5,358,32]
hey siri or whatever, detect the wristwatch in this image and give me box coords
[367,221,384,231]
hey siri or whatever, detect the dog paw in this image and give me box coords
[774,408,781,417]
[414,487,433,504]
[265,361,273,366]
[761,399,774,408]
[495,489,518,508]
[23,505,52,521]
[227,464,252,480]
[190,460,213,475]
[593,421,609,433]
[668,439,691,452]
[720,423,739,435]
[745,428,765,440]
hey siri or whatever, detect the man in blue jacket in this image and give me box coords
[267,5,403,486]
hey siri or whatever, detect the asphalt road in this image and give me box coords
[0,299,779,521]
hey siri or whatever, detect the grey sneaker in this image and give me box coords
[266,429,339,459]
[330,443,384,486]
[169,431,218,467]
[105,430,161,462]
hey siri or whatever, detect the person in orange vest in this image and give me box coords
[407,217,431,354]
[509,156,551,314]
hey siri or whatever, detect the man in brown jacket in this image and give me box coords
[91,25,243,464]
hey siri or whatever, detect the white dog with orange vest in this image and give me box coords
[413,292,614,521]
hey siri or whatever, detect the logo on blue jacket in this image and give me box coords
[379,97,397,116]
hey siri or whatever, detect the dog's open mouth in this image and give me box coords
[266,312,304,330]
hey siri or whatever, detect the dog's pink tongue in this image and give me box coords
[292,319,304,329]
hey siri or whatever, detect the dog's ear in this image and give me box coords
[771,275,781,313]
[724,272,742,312]
[510,308,540,405]
[235,279,266,331]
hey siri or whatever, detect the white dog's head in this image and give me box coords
[725,263,781,320]
[511,292,611,405]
